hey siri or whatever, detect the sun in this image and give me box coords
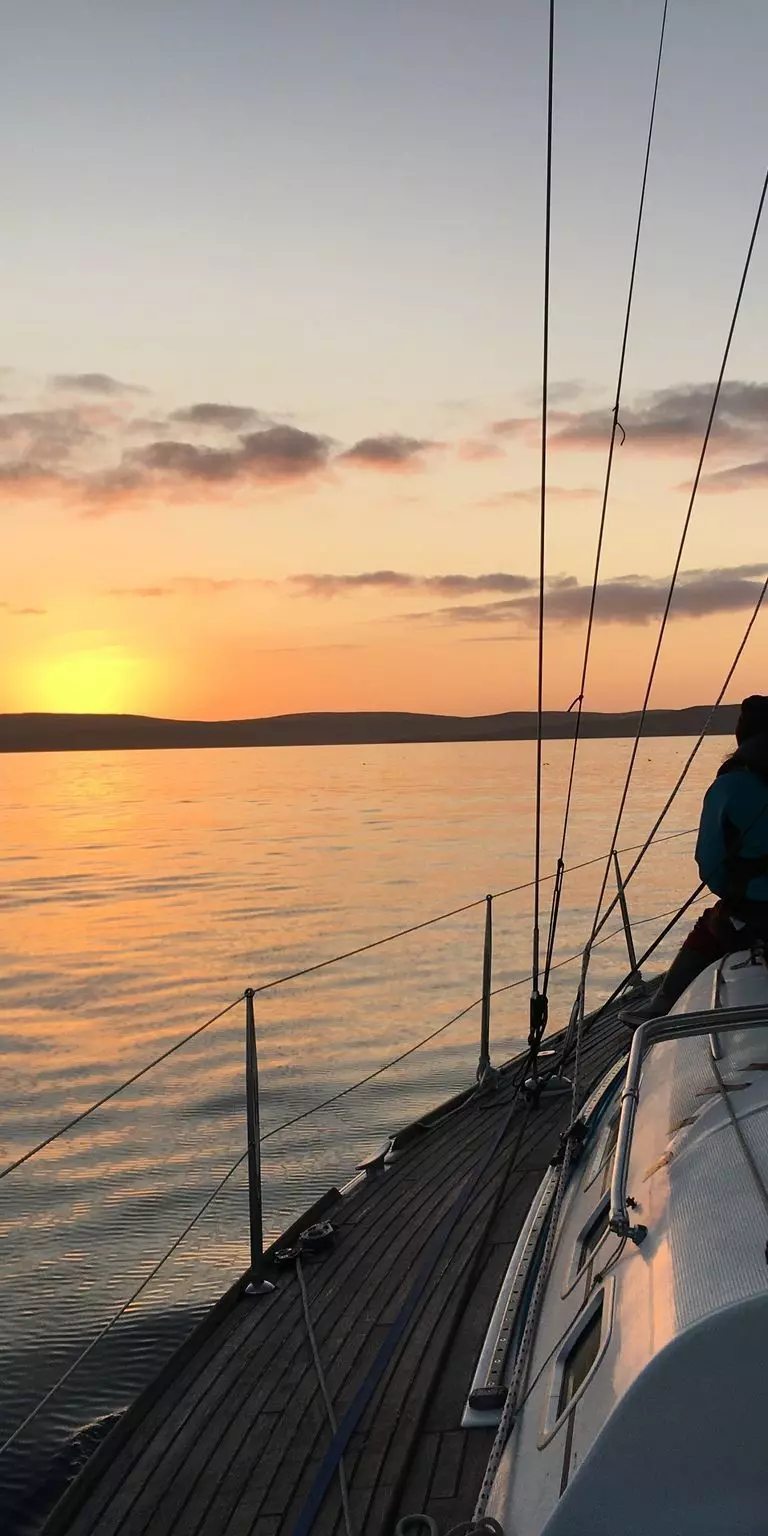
[31,646,146,714]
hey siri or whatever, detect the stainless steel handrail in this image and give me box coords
[244,988,275,1296]
[610,1002,768,1243]
[477,894,494,1084]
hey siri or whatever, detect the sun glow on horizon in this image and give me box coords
[26,646,150,715]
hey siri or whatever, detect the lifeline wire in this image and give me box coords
[0,1141,252,1458]
[256,892,706,1150]
[0,995,243,1183]
[0,892,700,1453]
[1,829,695,1184]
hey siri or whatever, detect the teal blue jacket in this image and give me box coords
[695,734,768,903]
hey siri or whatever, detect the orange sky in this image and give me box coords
[3,385,767,720]
[3,4,768,720]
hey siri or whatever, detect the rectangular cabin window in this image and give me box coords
[599,1118,619,1196]
[578,1203,609,1271]
[557,1301,603,1417]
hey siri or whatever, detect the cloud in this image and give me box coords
[239,425,329,477]
[525,379,588,409]
[169,402,266,431]
[51,372,147,397]
[552,382,768,454]
[339,434,435,470]
[291,571,536,599]
[461,633,534,644]
[552,379,589,407]
[123,424,331,488]
[542,570,768,626]
[699,459,768,493]
[0,461,58,485]
[411,564,768,629]
[17,368,768,521]
[679,562,768,581]
[456,439,505,462]
[0,376,334,509]
[108,576,272,598]
[125,416,173,436]
[479,486,597,507]
[487,381,768,458]
[132,439,241,483]
[109,585,174,598]
[84,465,146,500]
[0,601,46,615]
[490,417,530,440]
[0,377,327,508]
[0,408,95,467]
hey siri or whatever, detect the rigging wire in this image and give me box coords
[475,1231,628,1457]
[296,1256,355,1536]
[477,906,709,1515]
[584,158,768,973]
[262,892,703,1156]
[590,573,768,944]
[593,881,706,1019]
[555,572,768,1086]
[0,1141,253,1459]
[257,994,484,1145]
[0,828,695,1185]
[0,890,699,1455]
[529,0,557,1077]
[0,995,243,1183]
[1,877,695,1209]
[542,0,669,993]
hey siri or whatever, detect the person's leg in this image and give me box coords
[731,899,768,942]
[621,902,737,1024]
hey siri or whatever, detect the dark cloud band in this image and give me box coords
[170,402,266,431]
[414,566,768,628]
[339,435,435,468]
[292,571,536,598]
[51,372,146,396]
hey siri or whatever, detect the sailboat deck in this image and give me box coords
[44,995,636,1536]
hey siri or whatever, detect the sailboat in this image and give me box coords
[15,4,768,1535]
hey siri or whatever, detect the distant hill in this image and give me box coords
[0,704,740,753]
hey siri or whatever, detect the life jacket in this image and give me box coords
[715,732,768,901]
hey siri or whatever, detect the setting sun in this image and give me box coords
[29,647,147,715]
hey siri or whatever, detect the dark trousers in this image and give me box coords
[680,898,768,964]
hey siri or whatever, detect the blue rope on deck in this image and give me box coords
[290,1087,532,1536]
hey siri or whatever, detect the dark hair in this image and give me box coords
[736,694,768,746]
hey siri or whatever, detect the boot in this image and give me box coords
[619,945,709,1030]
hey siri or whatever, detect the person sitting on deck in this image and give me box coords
[624,694,768,1024]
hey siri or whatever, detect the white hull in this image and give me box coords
[481,950,768,1536]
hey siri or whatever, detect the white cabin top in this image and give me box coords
[482,949,768,1536]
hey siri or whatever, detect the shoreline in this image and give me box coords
[0,704,739,754]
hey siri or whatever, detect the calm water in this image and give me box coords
[0,737,720,1529]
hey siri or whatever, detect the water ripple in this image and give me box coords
[0,738,713,1532]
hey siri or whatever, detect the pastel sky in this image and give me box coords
[3,0,768,720]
